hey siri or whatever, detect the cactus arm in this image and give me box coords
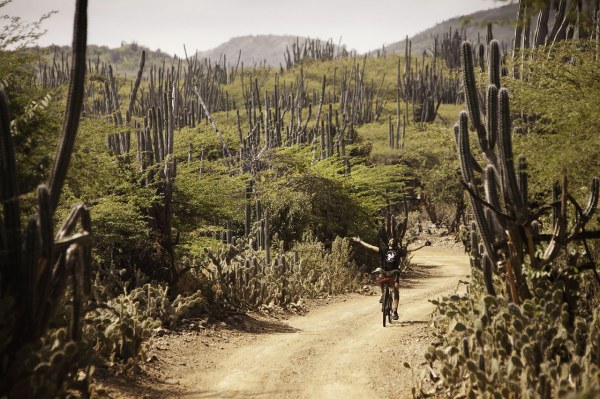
[483,166,506,238]
[566,176,599,240]
[518,156,528,208]
[497,88,524,213]
[461,41,488,151]
[457,114,476,183]
[465,182,498,265]
[524,225,538,270]
[461,180,512,221]
[48,0,88,212]
[540,176,568,266]
[37,185,54,265]
[582,176,599,221]
[127,50,146,123]
[482,253,496,296]
[486,85,498,151]
[0,90,21,278]
[505,239,521,304]
[23,217,39,335]
[484,165,502,212]
[488,40,501,89]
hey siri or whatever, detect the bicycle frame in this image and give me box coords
[373,270,399,327]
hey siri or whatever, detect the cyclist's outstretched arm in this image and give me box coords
[352,236,379,253]
[407,240,431,253]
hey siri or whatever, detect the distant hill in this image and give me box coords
[34,42,174,77]
[384,3,519,56]
[196,34,346,68]
[34,35,345,76]
[31,5,533,76]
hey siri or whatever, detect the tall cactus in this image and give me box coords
[457,39,599,303]
[0,0,92,393]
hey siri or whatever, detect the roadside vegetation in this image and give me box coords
[0,0,599,397]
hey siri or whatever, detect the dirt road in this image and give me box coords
[105,247,469,398]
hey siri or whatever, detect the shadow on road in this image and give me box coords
[94,368,183,399]
[391,320,430,327]
[223,312,299,334]
[400,263,441,289]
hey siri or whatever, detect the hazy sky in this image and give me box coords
[4,0,503,55]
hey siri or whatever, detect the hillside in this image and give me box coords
[32,42,174,77]
[385,3,519,55]
[196,34,345,67]
[35,35,344,76]
[32,5,532,74]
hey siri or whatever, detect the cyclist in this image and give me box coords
[352,237,406,320]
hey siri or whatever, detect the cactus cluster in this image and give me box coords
[84,282,204,366]
[432,35,600,398]
[433,27,464,70]
[6,328,96,398]
[423,284,600,398]
[83,50,236,125]
[0,0,93,395]
[399,36,462,124]
[457,39,599,304]
[283,37,345,70]
[87,46,399,176]
[105,81,179,282]
[196,236,362,310]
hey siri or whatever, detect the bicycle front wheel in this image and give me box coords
[382,286,390,327]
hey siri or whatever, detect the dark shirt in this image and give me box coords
[379,246,406,270]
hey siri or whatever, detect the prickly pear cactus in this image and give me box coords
[195,236,361,310]
[423,282,600,398]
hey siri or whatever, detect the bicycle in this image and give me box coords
[372,268,400,327]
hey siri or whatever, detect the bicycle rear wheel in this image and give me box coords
[387,292,393,324]
[382,286,390,327]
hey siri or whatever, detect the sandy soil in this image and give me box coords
[96,247,470,399]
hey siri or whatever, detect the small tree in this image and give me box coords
[0,0,56,51]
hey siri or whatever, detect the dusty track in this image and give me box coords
[100,247,469,398]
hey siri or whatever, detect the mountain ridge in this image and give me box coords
[383,3,518,56]
[33,4,521,74]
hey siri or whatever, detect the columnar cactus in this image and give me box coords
[0,0,92,394]
[126,50,145,124]
[457,39,599,303]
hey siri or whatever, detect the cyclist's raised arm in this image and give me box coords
[352,236,380,253]
[407,240,432,253]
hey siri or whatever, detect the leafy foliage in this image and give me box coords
[509,42,600,204]
[0,1,56,51]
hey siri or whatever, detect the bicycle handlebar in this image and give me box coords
[371,268,401,276]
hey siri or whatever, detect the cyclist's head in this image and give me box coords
[388,238,397,247]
